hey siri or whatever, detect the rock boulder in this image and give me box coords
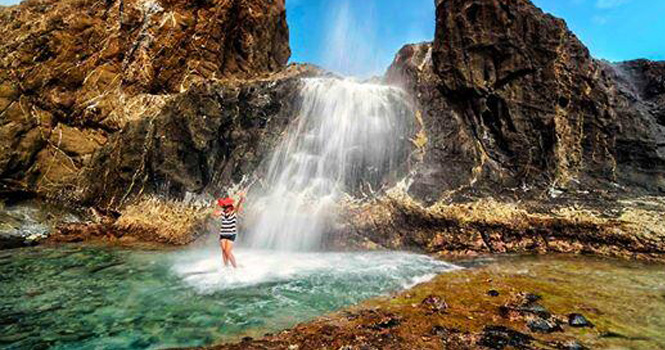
[387,0,665,202]
[0,0,291,200]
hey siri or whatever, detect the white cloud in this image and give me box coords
[596,0,631,9]
[592,15,609,25]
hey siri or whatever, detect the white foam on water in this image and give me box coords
[402,273,439,290]
[169,77,452,300]
[171,249,460,295]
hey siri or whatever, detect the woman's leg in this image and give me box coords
[225,241,237,268]
[220,240,229,266]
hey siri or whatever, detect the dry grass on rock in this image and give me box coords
[114,196,209,245]
[340,191,665,261]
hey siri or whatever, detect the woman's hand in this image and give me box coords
[235,192,246,213]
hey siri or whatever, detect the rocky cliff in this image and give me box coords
[0,0,291,201]
[387,0,665,204]
[2,0,665,255]
[350,0,665,258]
[79,65,320,209]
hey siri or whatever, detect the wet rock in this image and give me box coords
[0,201,81,249]
[49,223,110,244]
[501,292,551,319]
[600,331,629,339]
[430,325,448,337]
[568,313,593,328]
[487,290,500,297]
[0,0,292,200]
[429,325,464,340]
[597,331,651,342]
[78,65,320,208]
[478,325,533,350]
[421,294,448,314]
[388,0,665,198]
[517,303,550,318]
[0,233,25,250]
[526,317,563,333]
[0,206,49,248]
[369,316,400,330]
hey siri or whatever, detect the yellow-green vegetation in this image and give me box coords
[409,110,429,155]
[114,196,210,245]
[207,255,665,350]
[382,255,665,349]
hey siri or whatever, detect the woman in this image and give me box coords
[213,193,245,268]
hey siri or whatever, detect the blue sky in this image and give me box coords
[2,0,663,76]
[287,0,665,76]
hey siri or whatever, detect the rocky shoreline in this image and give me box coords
[337,193,665,262]
[3,188,663,262]
[2,0,665,348]
[190,255,665,350]
[2,0,664,253]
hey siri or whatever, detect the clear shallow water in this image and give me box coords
[0,246,457,350]
[472,255,665,349]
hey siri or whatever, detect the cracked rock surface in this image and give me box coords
[386,0,665,202]
[0,0,291,201]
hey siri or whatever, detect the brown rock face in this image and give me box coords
[386,42,479,202]
[388,0,665,202]
[0,0,290,198]
[80,65,321,209]
[609,59,665,189]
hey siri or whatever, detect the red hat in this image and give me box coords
[217,197,234,207]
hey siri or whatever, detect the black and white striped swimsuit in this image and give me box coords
[219,212,237,241]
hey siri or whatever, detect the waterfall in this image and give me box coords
[245,77,413,251]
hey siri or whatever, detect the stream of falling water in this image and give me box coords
[244,77,413,251]
[0,77,442,350]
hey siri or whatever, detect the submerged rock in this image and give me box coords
[568,313,593,328]
[420,294,448,314]
[478,325,533,350]
[527,317,563,334]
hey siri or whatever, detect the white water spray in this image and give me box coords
[244,78,413,251]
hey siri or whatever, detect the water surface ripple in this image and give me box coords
[0,246,456,349]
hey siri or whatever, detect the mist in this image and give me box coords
[288,0,435,78]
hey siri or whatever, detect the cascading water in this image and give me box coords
[245,77,414,251]
[0,47,461,350]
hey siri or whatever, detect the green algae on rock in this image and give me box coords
[202,255,665,350]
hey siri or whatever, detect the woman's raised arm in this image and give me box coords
[235,192,246,214]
